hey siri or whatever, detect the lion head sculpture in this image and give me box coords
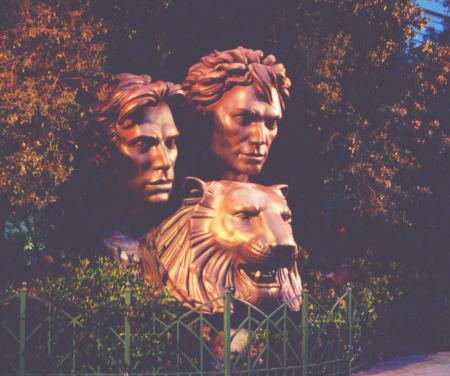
[141,178,302,313]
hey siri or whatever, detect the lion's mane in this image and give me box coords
[143,182,232,313]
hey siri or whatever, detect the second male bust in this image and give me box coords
[182,46,291,182]
[88,74,181,261]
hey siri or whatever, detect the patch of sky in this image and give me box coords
[413,0,449,44]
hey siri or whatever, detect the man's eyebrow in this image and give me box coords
[232,108,257,117]
[164,127,180,137]
[165,133,180,140]
[232,108,281,120]
[266,109,282,120]
[129,135,158,145]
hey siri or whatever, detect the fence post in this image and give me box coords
[19,282,27,376]
[223,289,232,376]
[123,283,131,373]
[346,284,353,376]
[301,288,309,376]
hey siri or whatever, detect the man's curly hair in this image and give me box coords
[89,73,182,168]
[182,46,291,112]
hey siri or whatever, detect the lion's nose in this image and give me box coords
[271,244,296,266]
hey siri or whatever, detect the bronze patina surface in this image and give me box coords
[90,74,182,260]
[142,177,302,313]
[182,47,291,182]
[94,74,180,205]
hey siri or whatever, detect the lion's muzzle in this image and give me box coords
[271,244,297,267]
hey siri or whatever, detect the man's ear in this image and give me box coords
[183,177,206,205]
[271,184,289,200]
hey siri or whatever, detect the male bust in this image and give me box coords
[73,74,181,261]
[182,46,291,182]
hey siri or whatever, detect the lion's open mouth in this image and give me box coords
[238,245,297,287]
[239,264,278,284]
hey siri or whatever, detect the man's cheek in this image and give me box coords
[169,149,178,165]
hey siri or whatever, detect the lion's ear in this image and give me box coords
[183,177,206,205]
[271,184,289,200]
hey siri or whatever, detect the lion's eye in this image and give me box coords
[235,210,258,220]
[282,212,292,223]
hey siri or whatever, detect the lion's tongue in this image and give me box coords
[277,267,302,311]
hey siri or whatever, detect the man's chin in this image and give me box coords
[142,191,171,204]
[240,164,264,176]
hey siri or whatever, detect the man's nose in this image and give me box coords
[149,145,172,170]
[248,122,267,145]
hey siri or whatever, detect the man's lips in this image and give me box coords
[239,152,267,162]
[239,152,267,159]
[143,180,173,193]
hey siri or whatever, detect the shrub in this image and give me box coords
[1,257,181,373]
[302,250,450,360]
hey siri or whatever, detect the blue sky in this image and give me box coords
[416,0,448,15]
[414,0,448,42]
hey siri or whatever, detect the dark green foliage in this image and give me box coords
[351,257,450,357]
[303,252,450,358]
[0,256,372,374]
[23,257,180,372]
[0,0,108,212]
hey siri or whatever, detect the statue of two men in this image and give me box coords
[84,47,291,262]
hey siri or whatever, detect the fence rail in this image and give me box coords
[0,283,372,376]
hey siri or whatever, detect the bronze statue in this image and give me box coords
[94,73,181,205]
[59,74,183,260]
[182,46,291,182]
[142,177,302,313]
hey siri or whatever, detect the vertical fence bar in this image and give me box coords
[152,312,156,375]
[199,313,204,375]
[265,316,270,375]
[72,321,76,374]
[346,284,353,376]
[283,305,287,374]
[96,339,101,375]
[123,283,131,372]
[223,290,231,376]
[301,288,309,376]
[19,282,27,376]
[247,304,251,373]
[47,305,52,356]
[176,319,180,372]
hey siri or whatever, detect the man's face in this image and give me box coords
[207,84,282,178]
[115,102,179,204]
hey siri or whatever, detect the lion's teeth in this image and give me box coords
[254,270,262,279]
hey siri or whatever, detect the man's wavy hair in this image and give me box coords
[182,46,291,113]
[89,73,182,168]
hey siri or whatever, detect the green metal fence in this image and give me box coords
[0,283,372,375]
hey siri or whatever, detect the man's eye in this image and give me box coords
[265,119,277,130]
[281,213,292,223]
[135,141,151,152]
[166,138,177,149]
[236,114,252,126]
[121,118,134,128]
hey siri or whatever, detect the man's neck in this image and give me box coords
[221,170,249,182]
[107,197,166,235]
